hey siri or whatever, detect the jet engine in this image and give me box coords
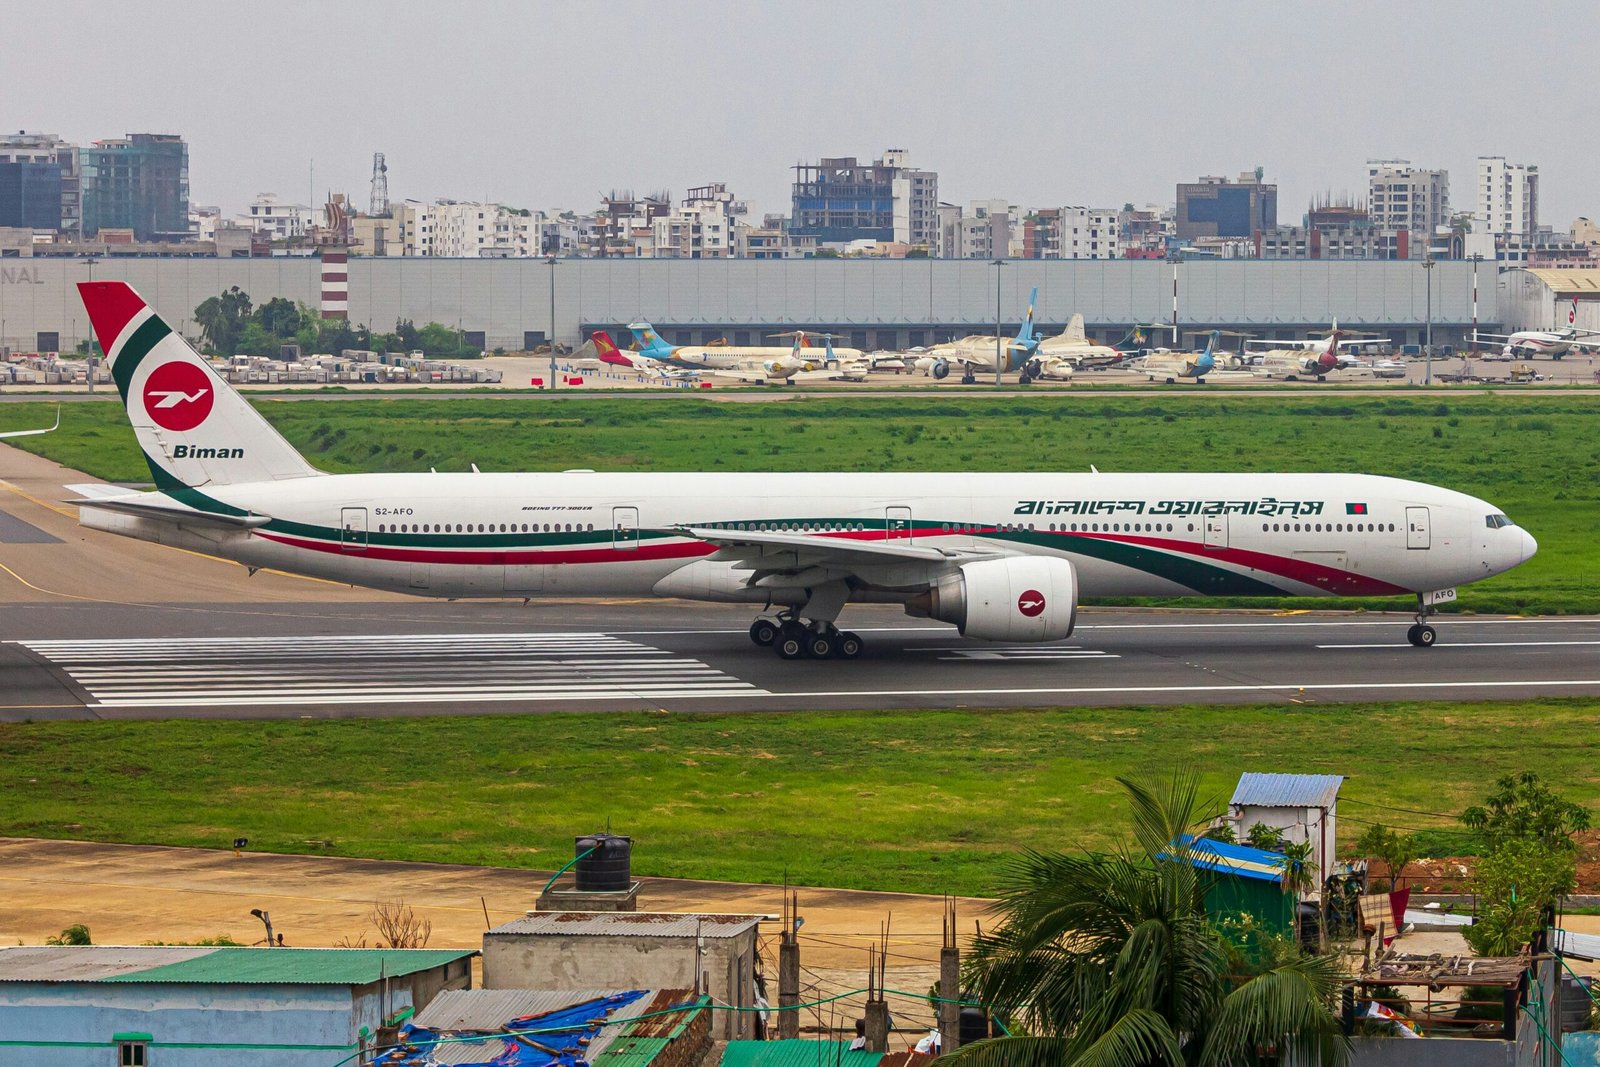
[930,359,951,380]
[909,556,1077,641]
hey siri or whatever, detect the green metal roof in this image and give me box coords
[594,1036,672,1066]
[99,948,476,985]
[719,1040,883,1067]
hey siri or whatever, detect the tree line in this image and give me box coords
[192,288,484,360]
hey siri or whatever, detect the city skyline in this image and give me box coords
[11,0,1597,228]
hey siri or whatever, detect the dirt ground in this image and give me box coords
[0,836,988,1015]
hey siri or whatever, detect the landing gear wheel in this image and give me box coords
[1018,373,1033,385]
[749,619,778,647]
[806,632,835,659]
[775,626,806,660]
[835,631,864,659]
[1407,624,1437,647]
[962,373,977,385]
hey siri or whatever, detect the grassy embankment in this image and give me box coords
[2,701,1596,896]
[2,392,1594,614]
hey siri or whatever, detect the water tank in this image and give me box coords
[959,1007,999,1045]
[574,833,632,892]
[1561,974,1594,1032]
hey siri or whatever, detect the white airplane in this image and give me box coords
[628,323,861,382]
[1029,314,1127,370]
[0,405,60,439]
[68,281,1536,654]
[1473,326,1600,360]
[1369,359,1408,379]
[914,287,1040,382]
[590,331,700,382]
[1137,331,1219,384]
[1247,320,1387,377]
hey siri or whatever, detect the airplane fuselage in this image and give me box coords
[84,471,1532,606]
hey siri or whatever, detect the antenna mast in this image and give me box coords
[369,152,389,217]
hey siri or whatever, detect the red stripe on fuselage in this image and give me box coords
[255,530,717,566]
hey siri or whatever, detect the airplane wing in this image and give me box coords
[0,405,60,439]
[1336,337,1388,349]
[673,525,1006,576]
[64,485,270,530]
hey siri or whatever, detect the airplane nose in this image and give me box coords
[1521,529,1538,562]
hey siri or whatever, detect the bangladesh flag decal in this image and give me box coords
[1346,502,1369,515]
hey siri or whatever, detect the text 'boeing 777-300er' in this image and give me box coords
[68,281,1536,656]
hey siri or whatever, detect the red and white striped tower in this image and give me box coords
[319,249,349,320]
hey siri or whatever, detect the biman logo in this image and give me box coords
[1017,589,1046,618]
[142,361,214,432]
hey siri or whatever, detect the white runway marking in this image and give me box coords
[1317,640,1600,650]
[16,633,768,708]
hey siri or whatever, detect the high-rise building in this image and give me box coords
[1366,160,1449,236]
[0,132,80,237]
[1476,156,1538,239]
[1175,171,1276,240]
[791,150,937,247]
[1021,206,1121,259]
[81,133,189,240]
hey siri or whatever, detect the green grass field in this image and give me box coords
[1,701,1595,895]
[1,392,1593,613]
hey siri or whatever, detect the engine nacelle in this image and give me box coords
[919,556,1077,642]
[930,358,950,380]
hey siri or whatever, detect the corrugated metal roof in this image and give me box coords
[0,946,210,982]
[1171,836,1289,884]
[1525,268,1600,294]
[1230,773,1343,809]
[594,1036,671,1066]
[417,988,640,1030]
[26,953,473,985]
[719,1040,883,1067]
[488,913,764,939]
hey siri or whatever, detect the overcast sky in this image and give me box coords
[13,0,1596,228]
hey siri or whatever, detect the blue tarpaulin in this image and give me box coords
[383,990,651,1067]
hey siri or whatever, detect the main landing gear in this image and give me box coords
[749,614,864,660]
[1406,594,1439,647]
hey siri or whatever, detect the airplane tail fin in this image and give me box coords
[77,281,319,490]
[1062,312,1086,344]
[1196,330,1219,373]
[1016,287,1039,346]
[627,322,675,358]
[591,330,631,367]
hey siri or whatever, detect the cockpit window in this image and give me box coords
[1485,513,1514,529]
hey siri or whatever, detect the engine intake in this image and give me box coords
[914,556,1078,642]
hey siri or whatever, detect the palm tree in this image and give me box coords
[1279,839,1319,951]
[946,774,1348,1067]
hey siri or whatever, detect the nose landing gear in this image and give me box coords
[1406,595,1439,647]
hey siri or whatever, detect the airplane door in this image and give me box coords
[1406,506,1431,550]
[886,506,913,542]
[340,507,367,552]
[613,506,640,551]
[1203,514,1228,550]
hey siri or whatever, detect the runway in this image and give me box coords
[5,600,1600,720]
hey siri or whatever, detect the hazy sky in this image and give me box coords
[13,0,1596,228]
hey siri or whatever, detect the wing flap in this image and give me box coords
[68,493,270,529]
[675,525,1002,568]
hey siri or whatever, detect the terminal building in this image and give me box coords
[0,256,1505,356]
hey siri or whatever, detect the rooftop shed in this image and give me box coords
[482,913,763,1041]
[1229,772,1343,881]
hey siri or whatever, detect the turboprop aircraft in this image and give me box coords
[69,281,1536,654]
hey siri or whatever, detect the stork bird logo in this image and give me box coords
[1017,589,1047,617]
[141,362,214,432]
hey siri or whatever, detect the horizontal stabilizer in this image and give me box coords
[67,492,270,529]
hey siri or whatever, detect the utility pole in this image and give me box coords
[1470,254,1481,355]
[84,256,100,392]
[1169,253,1181,346]
[778,890,800,1040]
[547,255,558,391]
[992,258,1004,387]
[1423,256,1435,386]
[939,897,962,1054]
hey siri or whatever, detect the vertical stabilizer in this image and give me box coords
[77,281,319,489]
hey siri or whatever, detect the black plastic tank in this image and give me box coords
[574,833,632,892]
[959,1007,998,1045]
